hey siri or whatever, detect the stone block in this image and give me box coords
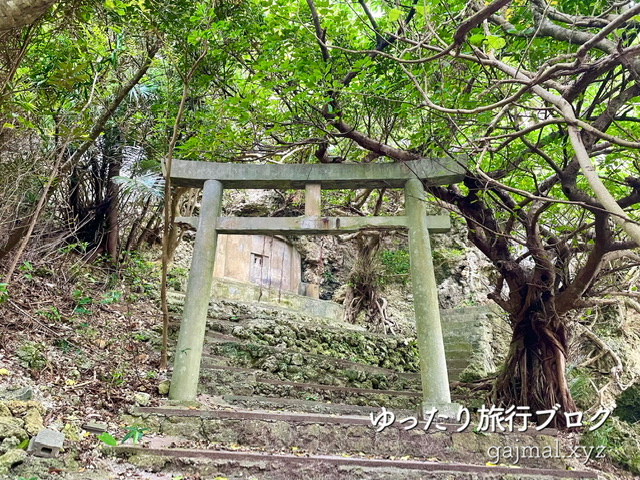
[134,392,151,406]
[23,408,44,435]
[27,428,64,458]
[82,421,108,433]
[158,380,170,396]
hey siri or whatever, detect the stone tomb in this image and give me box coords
[213,234,303,295]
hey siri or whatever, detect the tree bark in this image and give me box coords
[104,142,122,263]
[0,0,56,31]
[493,301,576,428]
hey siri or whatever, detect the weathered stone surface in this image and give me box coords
[0,387,33,402]
[134,392,151,407]
[0,436,20,454]
[160,417,203,439]
[198,300,507,384]
[11,456,80,480]
[198,365,421,409]
[0,403,11,418]
[127,453,170,471]
[405,178,451,409]
[5,400,45,416]
[82,421,108,433]
[0,448,27,474]
[0,417,27,441]
[62,422,82,442]
[158,380,171,396]
[210,316,419,372]
[132,407,566,470]
[174,278,346,322]
[115,445,597,480]
[120,414,162,434]
[204,341,420,392]
[170,179,223,402]
[170,157,466,189]
[220,395,416,417]
[23,408,44,436]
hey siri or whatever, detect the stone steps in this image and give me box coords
[218,395,418,416]
[125,407,571,470]
[203,336,471,391]
[204,332,427,376]
[206,311,483,371]
[204,334,429,390]
[207,316,421,372]
[138,297,598,479]
[116,445,598,480]
[198,364,422,409]
[169,291,506,382]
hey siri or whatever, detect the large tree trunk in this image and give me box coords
[493,298,576,428]
[0,0,56,30]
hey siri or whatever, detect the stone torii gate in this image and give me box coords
[168,157,465,417]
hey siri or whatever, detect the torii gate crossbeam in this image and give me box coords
[168,157,466,418]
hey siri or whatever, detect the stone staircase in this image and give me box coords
[114,293,600,479]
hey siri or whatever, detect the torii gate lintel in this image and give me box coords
[168,158,466,419]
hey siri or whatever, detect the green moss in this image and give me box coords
[379,249,410,285]
[581,417,640,474]
[567,366,598,411]
[226,319,420,372]
[614,382,640,423]
[16,341,47,371]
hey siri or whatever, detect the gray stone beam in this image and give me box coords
[170,157,466,189]
[175,215,451,235]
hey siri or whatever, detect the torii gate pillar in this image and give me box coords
[169,180,223,401]
[406,178,454,414]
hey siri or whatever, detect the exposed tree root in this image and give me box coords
[343,232,396,334]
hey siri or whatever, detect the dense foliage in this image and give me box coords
[2,0,640,426]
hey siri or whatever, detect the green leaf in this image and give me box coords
[122,425,148,444]
[486,35,506,50]
[97,432,117,447]
[2,123,15,129]
[388,8,402,22]
[414,5,429,16]
[469,34,485,46]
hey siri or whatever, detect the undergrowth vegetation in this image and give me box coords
[1,249,165,427]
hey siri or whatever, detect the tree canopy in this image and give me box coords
[2,0,640,426]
